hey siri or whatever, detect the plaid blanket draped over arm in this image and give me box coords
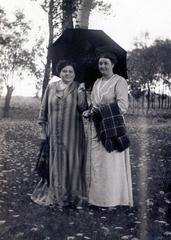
[92,102,130,153]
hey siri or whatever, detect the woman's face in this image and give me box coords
[98,58,114,76]
[60,65,75,84]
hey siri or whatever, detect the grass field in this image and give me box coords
[0,96,171,240]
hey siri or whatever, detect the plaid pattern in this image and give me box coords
[93,102,130,152]
[99,102,126,140]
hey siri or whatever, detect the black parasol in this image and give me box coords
[49,28,127,89]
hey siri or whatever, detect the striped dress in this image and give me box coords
[31,81,88,207]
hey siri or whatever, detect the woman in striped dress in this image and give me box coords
[31,60,88,208]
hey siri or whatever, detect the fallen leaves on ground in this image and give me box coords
[0,98,171,239]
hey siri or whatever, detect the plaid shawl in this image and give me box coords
[92,102,130,153]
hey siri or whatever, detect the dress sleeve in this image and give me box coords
[77,87,88,113]
[38,85,49,124]
[115,77,128,114]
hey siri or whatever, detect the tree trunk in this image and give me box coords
[158,94,160,109]
[42,51,51,100]
[161,95,164,109]
[41,0,54,99]
[75,0,93,29]
[3,86,14,118]
[62,0,74,31]
[142,92,145,115]
[146,87,151,115]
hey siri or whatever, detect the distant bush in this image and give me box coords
[0,96,41,120]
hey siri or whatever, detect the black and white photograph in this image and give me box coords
[0,0,171,239]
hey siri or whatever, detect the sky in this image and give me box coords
[89,0,171,50]
[1,0,171,51]
[1,0,171,96]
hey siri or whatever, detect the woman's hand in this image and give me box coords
[83,110,91,118]
[39,123,47,140]
[83,107,95,119]
[40,131,47,141]
[78,83,86,93]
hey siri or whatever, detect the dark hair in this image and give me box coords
[99,52,118,64]
[56,60,76,75]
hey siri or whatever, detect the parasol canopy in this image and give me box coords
[49,28,127,89]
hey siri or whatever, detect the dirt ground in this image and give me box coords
[0,97,171,240]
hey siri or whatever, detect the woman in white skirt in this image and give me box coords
[84,52,133,208]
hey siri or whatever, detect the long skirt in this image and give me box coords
[87,123,133,207]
